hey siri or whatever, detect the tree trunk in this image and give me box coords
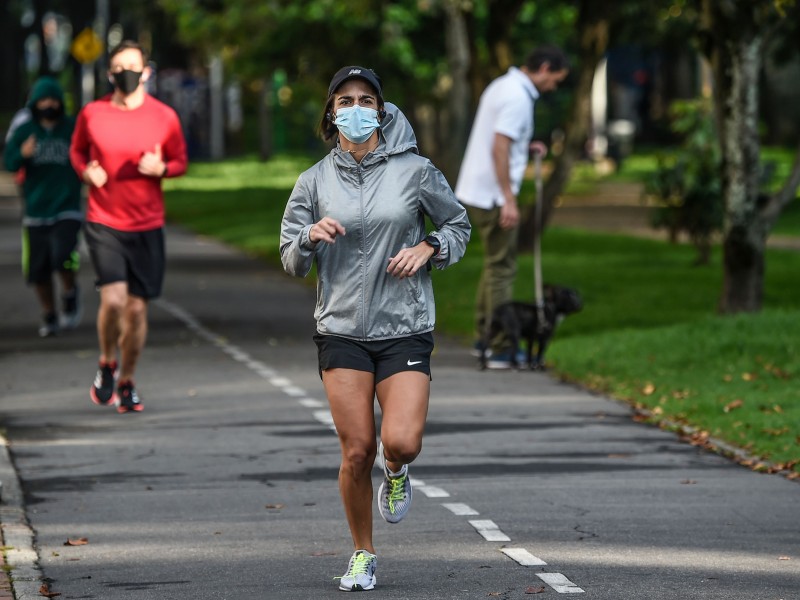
[518,0,610,250]
[485,0,526,76]
[0,4,25,110]
[440,0,471,184]
[466,0,525,106]
[703,0,766,313]
[721,227,764,311]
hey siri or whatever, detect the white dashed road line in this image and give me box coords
[298,398,324,408]
[417,484,450,498]
[442,502,479,516]
[155,297,586,594]
[501,547,548,566]
[469,519,512,542]
[312,410,336,430]
[536,572,585,593]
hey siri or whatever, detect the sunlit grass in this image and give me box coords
[164,154,315,192]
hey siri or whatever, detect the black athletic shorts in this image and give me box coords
[23,219,81,284]
[84,222,165,299]
[313,332,434,384]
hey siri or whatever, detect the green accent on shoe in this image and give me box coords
[387,473,408,515]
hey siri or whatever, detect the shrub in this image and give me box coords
[646,99,723,265]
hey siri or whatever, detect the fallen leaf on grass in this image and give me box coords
[525,585,547,594]
[741,372,757,381]
[39,583,61,597]
[265,503,285,510]
[759,363,785,378]
[63,537,88,546]
[641,383,656,396]
[762,427,790,436]
[723,399,743,413]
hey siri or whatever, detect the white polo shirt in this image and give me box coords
[455,67,539,209]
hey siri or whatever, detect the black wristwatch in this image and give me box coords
[423,234,440,256]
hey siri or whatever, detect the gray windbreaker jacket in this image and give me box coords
[280,103,471,341]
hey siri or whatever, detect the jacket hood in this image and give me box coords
[378,102,418,155]
[28,77,64,107]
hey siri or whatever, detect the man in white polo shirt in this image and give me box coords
[455,45,569,369]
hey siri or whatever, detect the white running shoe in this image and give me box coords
[377,441,412,524]
[337,549,377,591]
[60,286,82,330]
[38,313,59,338]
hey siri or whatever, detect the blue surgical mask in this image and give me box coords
[334,105,380,144]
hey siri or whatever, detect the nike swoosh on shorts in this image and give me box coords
[407,359,422,366]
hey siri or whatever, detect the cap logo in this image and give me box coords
[348,69,362,75]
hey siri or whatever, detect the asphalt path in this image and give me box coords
[0,185,797,600]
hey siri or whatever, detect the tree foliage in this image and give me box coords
[157,0,578,164]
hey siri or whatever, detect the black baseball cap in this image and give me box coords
[327,66,383,98]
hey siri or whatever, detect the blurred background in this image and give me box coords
[2,1,797,171]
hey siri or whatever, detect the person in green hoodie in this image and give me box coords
[4,76,83,337]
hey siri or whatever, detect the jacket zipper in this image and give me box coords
[358,165,368,338]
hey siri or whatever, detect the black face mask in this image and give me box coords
[112,69,143,95]
[33,105,64,122]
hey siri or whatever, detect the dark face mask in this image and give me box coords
[112,69,143,95]
[33,105,64,122]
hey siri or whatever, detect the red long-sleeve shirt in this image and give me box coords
[70,94,188,232]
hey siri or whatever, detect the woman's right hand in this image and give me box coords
[309,217,346,244]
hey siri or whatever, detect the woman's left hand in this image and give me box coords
[387,243,435,279]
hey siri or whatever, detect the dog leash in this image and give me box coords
[533,148,547,333]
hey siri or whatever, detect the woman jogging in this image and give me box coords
[280,65,470,592]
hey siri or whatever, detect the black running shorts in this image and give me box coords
[23,219,81,284]
[313,332,434,384]
[84,222,165,299]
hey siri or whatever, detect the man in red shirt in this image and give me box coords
[71,40,188,413]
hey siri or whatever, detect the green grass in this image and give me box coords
[164,154,314,261]
[165,155,800,473]
[548,310,800,470]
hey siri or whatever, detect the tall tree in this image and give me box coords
[518,0,612,245]
[699,0,800,313]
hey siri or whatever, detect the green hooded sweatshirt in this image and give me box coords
[3,77,82,224]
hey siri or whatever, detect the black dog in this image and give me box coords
[479,284,583,371]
